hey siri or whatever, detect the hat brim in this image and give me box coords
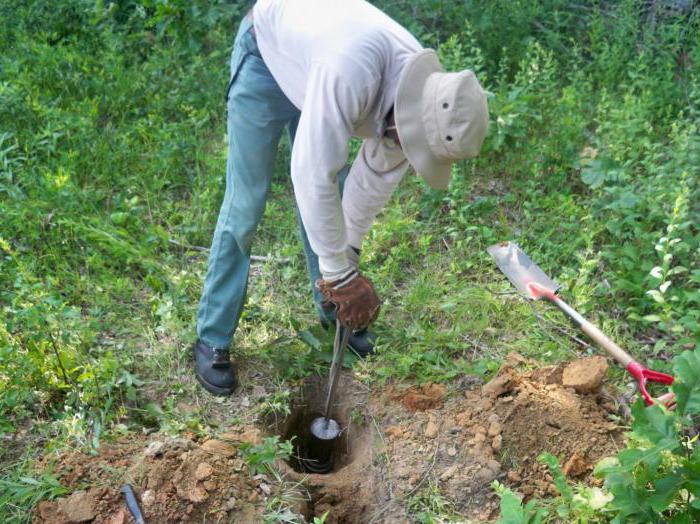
[395,50,451,190]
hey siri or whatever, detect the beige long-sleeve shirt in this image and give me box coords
[253,0,422,277]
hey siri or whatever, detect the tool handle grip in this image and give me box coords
[579,320,633,367]
[120,485,146,524]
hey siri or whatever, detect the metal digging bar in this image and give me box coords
[300,319,350,473]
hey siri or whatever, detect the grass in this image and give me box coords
[1,0,699,522]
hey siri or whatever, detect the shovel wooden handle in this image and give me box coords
[550,295,634,367]
[527,282,635,367]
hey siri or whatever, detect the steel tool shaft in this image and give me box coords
[323,319,351,423]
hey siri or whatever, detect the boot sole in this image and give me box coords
[194,371,236,396]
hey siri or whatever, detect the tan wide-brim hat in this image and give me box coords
[395,50,489,189]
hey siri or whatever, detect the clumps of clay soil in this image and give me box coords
[468,356,621,499]
[371,354,622,521]
[33,430,274,523]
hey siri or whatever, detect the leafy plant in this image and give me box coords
[0,470,68,524]
[240,436,294,478]
[596,349,700,523]
[493,481,547,524]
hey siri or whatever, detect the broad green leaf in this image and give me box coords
[594,456,620,477]
[648,474,683,512]
[607,482,656,521]
[630,401,678,449]
[672,350,700,416]
[497,487,525,523]
[646,289,666,304]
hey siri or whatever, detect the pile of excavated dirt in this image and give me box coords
[369,354,623,521]
[31,355,624,523]
[33,430,275,523]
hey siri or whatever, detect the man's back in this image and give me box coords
[253,0,421,118]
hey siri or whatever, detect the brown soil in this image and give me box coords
[32,356,623,523]
[33,432,271,523]
[367,357,623,521]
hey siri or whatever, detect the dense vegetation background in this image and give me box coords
[1,0,698,521]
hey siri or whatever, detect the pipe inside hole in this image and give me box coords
[300,417,341,474]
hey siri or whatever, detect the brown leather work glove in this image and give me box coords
[316,271,380,330]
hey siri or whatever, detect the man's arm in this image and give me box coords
[343,137,409,250]
[290,62,369,280]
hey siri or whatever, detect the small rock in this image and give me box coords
[474,398,493,412]
[224,497,238,511]
[424,420,439,438]
[475,467,497,483]
[107,509,126,524]
[487,421,502,437]
[472,432,486,444]
[562,357,608,393]
[473,425,487,435]
[187,485,209,503]
[201,439,236,457]
[142,490,156,507]
[195,462,214,480]
[57,490,95,523]
[37,501,63,523]
[401,383,448,412]
[385,426,403,439]
[563,450,589,478]
[440,465,458,481]
[238,428,262,446]
[482,372,514,398]
[504,352,527,368]
[447,447,458,457]
[144,441,165,458]
[487,460,501,474]
[506,470,521,483]
[204,480,218,491]
[491,435,502,452]
[455,410,472,425]
[258,483,271,496]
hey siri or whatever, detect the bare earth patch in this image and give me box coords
[32,356,623,523]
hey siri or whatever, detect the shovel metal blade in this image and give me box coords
[487,242,560,300]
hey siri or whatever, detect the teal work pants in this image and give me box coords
[196,17,343,348]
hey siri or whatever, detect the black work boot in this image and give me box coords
[320,319,377,359]
[193,340,238,396]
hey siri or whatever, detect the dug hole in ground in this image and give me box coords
[32,354,622,523]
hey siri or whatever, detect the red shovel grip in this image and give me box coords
[626,361,675,406]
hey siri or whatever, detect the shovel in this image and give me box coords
[487,241,675,407]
